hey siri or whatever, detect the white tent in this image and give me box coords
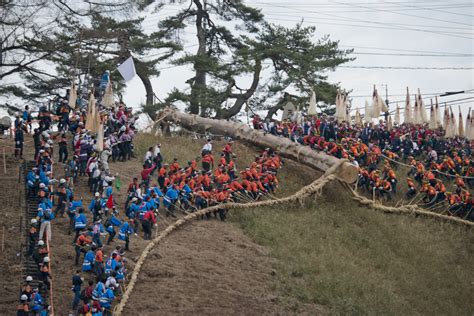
[308,89,317,116]
[404,87,412,124]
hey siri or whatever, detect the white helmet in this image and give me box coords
[20,294,28,301]
[60,178,66,184]
[43,256,50,263]
[95,192,100,197]
[26,276,33,282]
[38,240,44,246]
[30,218,37,224]
[39,183,45,188]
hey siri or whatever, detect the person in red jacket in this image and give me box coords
[142,209,157,240]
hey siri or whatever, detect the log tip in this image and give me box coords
[334,162,358,184]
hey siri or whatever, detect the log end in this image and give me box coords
[334,162,358,184]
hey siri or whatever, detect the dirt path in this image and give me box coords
[122,220,299,315]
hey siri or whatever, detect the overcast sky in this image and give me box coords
[118,0,473,119]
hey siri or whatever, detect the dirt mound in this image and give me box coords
[122,220,322,315]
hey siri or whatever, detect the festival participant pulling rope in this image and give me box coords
[113,159,344,315]
[113,158,472,315]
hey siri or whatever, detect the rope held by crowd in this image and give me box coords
[379,152,474,180]
[347,185,474,227]
[113,160,345,315]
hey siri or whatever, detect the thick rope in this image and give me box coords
[380,152,474,180]
[113,160,345,315]
[346,184,473,227]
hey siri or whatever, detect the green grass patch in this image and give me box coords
[231,190,473,315]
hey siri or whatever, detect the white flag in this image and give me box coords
[117,57,136,81]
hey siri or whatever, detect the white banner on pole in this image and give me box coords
[117,56,136,81]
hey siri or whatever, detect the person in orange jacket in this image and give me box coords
[405,177,417,199]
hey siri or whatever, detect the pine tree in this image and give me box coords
[142,1,353,119]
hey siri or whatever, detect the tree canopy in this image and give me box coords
[1,0,354,120]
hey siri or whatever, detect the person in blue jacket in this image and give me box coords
[100,287,115,316]
[103,182,113,199]
[118,219,134,251]
[104,253,118,276]
[27,169,38,197]
[105,208,122,245]
[126,197,139,219]
[92,277,106,301]
[163,185,178,217]
[89,192,105,222]
[99,70,110,91]
[82,246,95,272]
[180,183,192,209]
[31,288,44,313]
[73,207,87,241]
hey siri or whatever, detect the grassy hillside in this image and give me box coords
[135,133,473,315]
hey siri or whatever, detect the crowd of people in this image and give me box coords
[17,71,139,315]
[16,69,285,315]
[252,113,473,219]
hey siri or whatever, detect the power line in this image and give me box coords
[383,0,474,18]
[351,52,473,57]
[264,15,474,37]
[255,2,473,14]
[339,45,472,56]
[261,10,474,31]
[328,0,473,28]
[256,2,473,40]
[350,90,474,98]
[339,66,474,70]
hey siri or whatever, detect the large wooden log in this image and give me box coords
[160,109,358,183]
